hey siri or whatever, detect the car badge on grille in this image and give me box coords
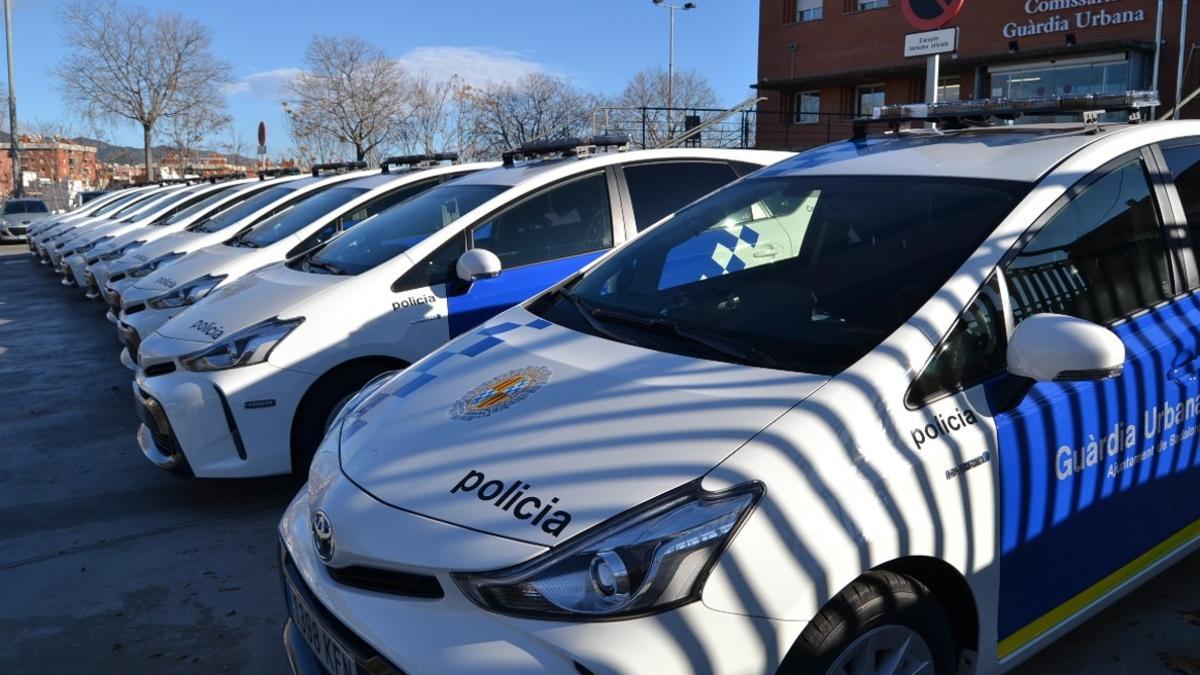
[311,510,334,562]
[449,366,551,421]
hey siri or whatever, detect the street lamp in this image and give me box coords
[652,0,696,138]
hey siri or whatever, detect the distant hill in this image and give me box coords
[0,130,258,166]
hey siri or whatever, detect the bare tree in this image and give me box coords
[611,68,721,146]
[25,118,78,141]
[218,120,249,167]
[464,73,598,155]
[53,0,231,180]
[285,35,412,163]
[163,105,230,174]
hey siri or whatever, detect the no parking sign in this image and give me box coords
[901,0,966,31]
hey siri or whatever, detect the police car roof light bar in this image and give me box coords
[310,160,369,177]
[379,152,460,173]
[204,171,248,183]
[501,134,632,167]
[851,90,1161,140]
[258,167,302,181]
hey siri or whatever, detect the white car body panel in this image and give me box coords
[273,121,1200,675]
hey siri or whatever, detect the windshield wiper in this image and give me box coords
[554,289,639,347]
[232,237,261,249]
[587,305,778,368]
[305,258,345,275]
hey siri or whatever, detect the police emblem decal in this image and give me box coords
[449,366,551,421]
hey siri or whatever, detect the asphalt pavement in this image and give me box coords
[0,242,1196,674]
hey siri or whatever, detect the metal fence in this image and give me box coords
[589,106,856,152]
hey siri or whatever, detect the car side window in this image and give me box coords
[1162,143,1200,268]
[471,173,612,268]
[910,157,1171,405]
[393,234,467,293]
[1006,157,1170,324]
[622,161,739,231]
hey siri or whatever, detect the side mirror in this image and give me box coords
[1007,313,1125,382]
[456,248,502,282]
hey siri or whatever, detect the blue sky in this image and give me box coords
[7,0,759,156]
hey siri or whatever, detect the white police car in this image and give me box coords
[132,141,789,480]
[277,94,1200,675]
[36,184,173,267]
[104,165,373,324]
[62,178,258,296]
[93,173,306,312]
[114,156,497,366]
[27,186,154,259]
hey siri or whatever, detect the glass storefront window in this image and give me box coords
[989,57,1130,123]
[857,83,885,116]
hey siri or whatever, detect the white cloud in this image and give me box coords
[225,67,302,99]
[395,46,549,85]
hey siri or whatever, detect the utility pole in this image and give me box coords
[4,0,19,197]
[652,0,696,139]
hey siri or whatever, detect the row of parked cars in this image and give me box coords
[20,92,1200,675]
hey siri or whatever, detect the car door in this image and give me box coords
[913,149,1200,657]
[447,171,621,335]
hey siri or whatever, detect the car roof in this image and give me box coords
[757,123,1146,183]
[450,147,793,188]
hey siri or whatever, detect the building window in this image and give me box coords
[849,0,890,11]
[856,83,886,116]
[937,76,961,102]
[794,90,821,124]
[797,0,823,22]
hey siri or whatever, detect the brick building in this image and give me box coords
[755,0,1200,149]
[0,136,100,197]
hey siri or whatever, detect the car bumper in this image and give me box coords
[134,360,315,478]
[277,493,793,675]
[91,262,116,302]
[118,306,178,352]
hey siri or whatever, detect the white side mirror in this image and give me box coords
[1007,313,1125,382]
[456,248,502,282]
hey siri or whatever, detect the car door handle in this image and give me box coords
[751,244,781,258]
[1169,351,1199,385]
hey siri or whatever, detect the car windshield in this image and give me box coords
[155,184,242,227]
[537,175,1028,375]
[299,183,505,275]
[229,186,369,248]
[3,200,48,214]
[186,185,297,234]
[110,188,177,219]
[90,190,146,216]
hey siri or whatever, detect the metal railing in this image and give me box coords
[588,104,857,152]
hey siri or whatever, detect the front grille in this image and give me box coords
[135,387,179,458]
[281,548,407,675]
[144,362,176,377]
[110,271,127,283]
[125,303,146,316]
[326,565,445,599]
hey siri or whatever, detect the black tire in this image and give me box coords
[780,570,958,675]
[290,362,399,475]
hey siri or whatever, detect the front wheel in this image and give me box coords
[291,363,401,475]
[781,570,957,675]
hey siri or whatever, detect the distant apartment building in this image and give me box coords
[0,136,102,199]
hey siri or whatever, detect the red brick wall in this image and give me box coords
[757,0,1200,148]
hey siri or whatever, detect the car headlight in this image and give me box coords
[180,316,303,372]
[146,274,227,310]
[454,480,762,620]
[92,240,145,264]
[127,252,184,278]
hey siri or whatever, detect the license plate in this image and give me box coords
[286,581,360,675]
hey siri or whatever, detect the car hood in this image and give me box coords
[0,212,51,225]
[133,244,255,295]
[122,231,208,273]
[338,308,827,547]
[156,263,342,345]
